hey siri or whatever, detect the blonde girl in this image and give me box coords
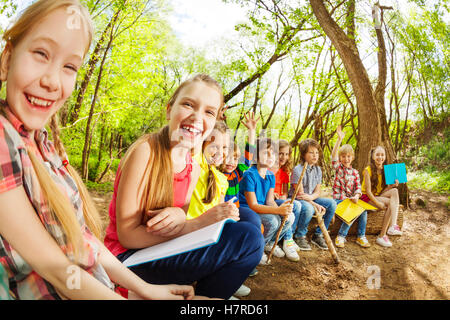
[104,74,264,299]
[0,0,195,300]
[186,121,232,220]
[361,146,402,248]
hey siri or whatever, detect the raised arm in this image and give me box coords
[331,125,345,161]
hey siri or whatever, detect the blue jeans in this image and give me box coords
[238,205,262,230]
[294,197,337,238]
[335,199,367,237]
[275,199,301,240]
[260,212,294,245]
[117,222,264,299]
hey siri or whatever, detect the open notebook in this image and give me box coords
[123,218,236,268]
[335,199,378,225]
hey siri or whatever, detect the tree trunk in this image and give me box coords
[309,0,393,173]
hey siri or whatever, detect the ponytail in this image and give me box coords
[48,114,103,239]
[202,166,217,204]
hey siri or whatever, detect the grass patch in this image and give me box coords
[407,168,450,194]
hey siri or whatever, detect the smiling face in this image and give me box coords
[0,8,88,134]
[204,128,225,166]
[166,81,222,151]
[339,152,354,168]
[372,146,386,168]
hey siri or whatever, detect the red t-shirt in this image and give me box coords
[274,167,290,196]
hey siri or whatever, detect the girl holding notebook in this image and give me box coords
[104,74,264,299]
[361,146,402,248]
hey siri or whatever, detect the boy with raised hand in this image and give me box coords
[332,126,370,248]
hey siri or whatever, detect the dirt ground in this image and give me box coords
[90,189,449,300]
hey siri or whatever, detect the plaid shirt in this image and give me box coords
[331,159,362,200]
[0,105,113,299]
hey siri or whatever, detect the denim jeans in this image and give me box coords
[294,197,337,238]
[260,212,294,245]
[117,222,264,299]
[238,205,263,230]
[275,199,301,240]
[335,199,367,237]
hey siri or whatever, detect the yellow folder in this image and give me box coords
[335,199,377,225]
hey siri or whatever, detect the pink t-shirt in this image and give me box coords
[104,152,192,256]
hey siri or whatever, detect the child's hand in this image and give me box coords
[276,201,293,216]
[336,125,345,141]
[394,179,399,187]
[297,192,313,201]
[241,111,260,131]
[350,194,360,204]
[146,207,186,236]
[312,202,326,216]
[203,201,240,224]
[133,284,195,300]
[376,201,386,210]
[274,192,280,200]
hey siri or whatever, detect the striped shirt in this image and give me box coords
[222,142,255,207]
[0,105,114,299]
[331,159,362,200]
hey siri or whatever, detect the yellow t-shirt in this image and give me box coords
[187,152,229,220]
[361,166,383,196]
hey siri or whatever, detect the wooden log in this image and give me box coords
[327,205,404,236]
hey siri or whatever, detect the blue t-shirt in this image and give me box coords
[239,165,276,207]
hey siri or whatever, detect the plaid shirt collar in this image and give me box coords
[2,101,49,143]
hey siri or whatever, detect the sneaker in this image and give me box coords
[259,253,268,265]
[282,239,300,262]
[335,236,346,248]
[376,235,392,247]
[249,268,258,277]
[387,225,403,236]
[229,296,240,300]
[356,236,371,248]
[264,243,285,258]
[234,284,251,297]
[311,234,328,250]
[294,237,312,251]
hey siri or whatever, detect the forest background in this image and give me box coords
[0,0,448,201]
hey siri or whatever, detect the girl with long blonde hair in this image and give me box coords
[104,74,264,299]
[0,0,194,300]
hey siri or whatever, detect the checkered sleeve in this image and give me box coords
[354,169,362,195]
[0,120,23,194]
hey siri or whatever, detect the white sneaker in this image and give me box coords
[234,284,251,297]
[387,225,403,236]
[282,239,300,262]
[376,235,392,247]
[259,253,268,265]
[264,243,285,258]
[229,296,240,300]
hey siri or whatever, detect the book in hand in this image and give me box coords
[122,218,236,268]
[384,163,407,185]
[335,199,378,225]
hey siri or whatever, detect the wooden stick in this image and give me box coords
[267,163,308,264]
[313,209,340,264]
